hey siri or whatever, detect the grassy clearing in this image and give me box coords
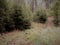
[0,23,60,45]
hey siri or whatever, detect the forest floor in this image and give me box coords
[0,17,60,45]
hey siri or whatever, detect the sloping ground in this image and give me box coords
[0,22,60,45]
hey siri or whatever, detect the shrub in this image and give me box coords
[34,9,47,23]
[0,19,5,33]
[0,0,7,32]
[3,17,15,32]
[11,6,31,30]
[0,0,32,33]
[51,0,60,26]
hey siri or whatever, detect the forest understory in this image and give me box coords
[0,18,60,45]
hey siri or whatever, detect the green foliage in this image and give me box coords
[34,9,47,23]
[0,0,32,33]
[0,0,7,9]
[51,0,60,26]
[0,0,8,33]
[11,6,31,30]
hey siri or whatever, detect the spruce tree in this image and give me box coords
[52,0,60,26]
[0,0,7,33]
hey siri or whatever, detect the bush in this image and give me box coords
[3,18,15,32]
[0,0,32,33]
[11,7,31,30]
[39,15,47,23]
[0,19,5,33]
[0,7,31,33]
[22,20,31,29]
[34,10,47,23]
[50,0,60,26]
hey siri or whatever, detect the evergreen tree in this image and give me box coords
[0,0,7,33]
[51,0,60,26]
